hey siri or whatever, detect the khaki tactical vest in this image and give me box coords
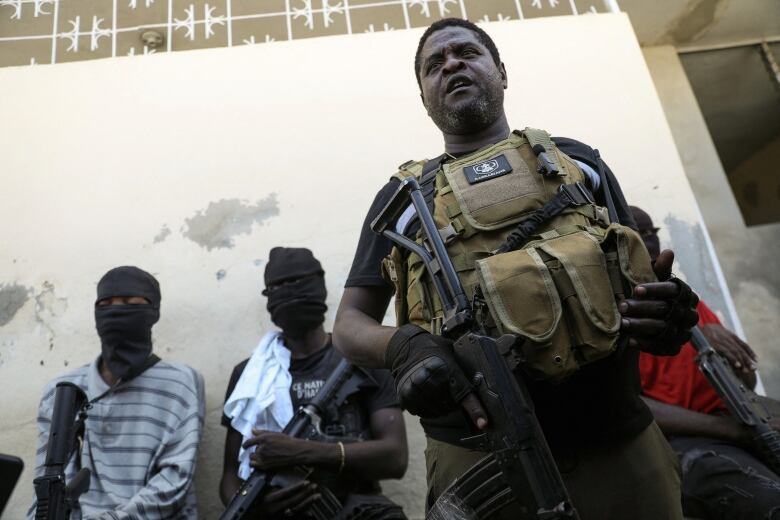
[382,129,656,383]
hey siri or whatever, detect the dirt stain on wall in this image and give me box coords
[181,195,279,251]
[154,225,172,243]
[0,283,31,326]
[667,0,729,44]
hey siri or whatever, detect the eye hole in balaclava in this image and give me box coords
[94,266,160,380]
[262,247,327,340]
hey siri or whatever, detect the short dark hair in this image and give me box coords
[414,18,502,89]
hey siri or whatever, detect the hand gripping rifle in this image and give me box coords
[691,327,780,473]
[220,358,368,520]
[372,177,578,520]
[33,382,91,520]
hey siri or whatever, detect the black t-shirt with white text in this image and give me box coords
[222,341,398,429]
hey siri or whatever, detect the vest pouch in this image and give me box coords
[602,224,658,289]
[476,230,624,382]
[536,231,622,368]
[475,247,580,382]
[404,252,439,331]
[382,247,409,327]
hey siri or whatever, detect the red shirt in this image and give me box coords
[639,300,726,415]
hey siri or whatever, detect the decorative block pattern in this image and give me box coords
[0,0,608,67]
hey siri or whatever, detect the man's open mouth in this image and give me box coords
[446,75,473,94]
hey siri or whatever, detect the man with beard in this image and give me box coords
[633,206,780,519]
[333,18,700,519]
[219,247,408,519]
[28,266,205,519]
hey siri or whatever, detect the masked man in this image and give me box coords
[633,206,780,519]
[28,266,205,519]
[220,247,408,519]
[333,18,700,519]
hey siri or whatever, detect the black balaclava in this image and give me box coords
[95,266,160,380]
[629,205,661,262]
[262,247,327,340]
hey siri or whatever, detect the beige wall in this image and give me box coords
[643,45,780,399]
[1,14,734,519]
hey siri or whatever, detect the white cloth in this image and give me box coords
[223,331,294,479]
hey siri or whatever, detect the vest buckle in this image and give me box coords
[558,182,594,207]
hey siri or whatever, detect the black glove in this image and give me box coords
[656,277,699,354]
[385,324,473,417]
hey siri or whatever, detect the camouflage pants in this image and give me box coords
[424,421,683,520]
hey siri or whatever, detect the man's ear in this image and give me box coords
[420,91,430,114]
[500,62,508,89]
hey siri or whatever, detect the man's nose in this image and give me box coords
[441,54,464,75]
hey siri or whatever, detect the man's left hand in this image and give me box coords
[700,323,757,374]
[619,249,699,355]
[244,430,313,471]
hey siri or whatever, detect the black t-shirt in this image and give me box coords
[222,340,399,496]
[344,137,652,453]
[221,341,399,429]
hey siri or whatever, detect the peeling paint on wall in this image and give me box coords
[0,283,31,326]
[154,225,172,243]
[664,214,734,329]
[34,282,68,320]
[181,195,279,251]
[34,282,68,350]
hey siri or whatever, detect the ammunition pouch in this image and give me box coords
[476,224,655,382]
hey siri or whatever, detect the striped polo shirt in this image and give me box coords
[28,357,205,519]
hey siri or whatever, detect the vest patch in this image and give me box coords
[463,154,513,184]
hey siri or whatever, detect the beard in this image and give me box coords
[426,71,505,135]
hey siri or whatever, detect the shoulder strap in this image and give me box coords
[124,354,162,381]
[87,354,162,405]
[75,354,162,449]
[392,159,426,181]
[523,127,562,173]
[420,154,447,214]
[390,154,446,238]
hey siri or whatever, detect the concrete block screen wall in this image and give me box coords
[0,13,735,519]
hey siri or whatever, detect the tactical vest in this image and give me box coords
[382,129,656,383]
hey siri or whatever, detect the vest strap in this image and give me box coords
[496,182,595,254]
[523,127,562,173]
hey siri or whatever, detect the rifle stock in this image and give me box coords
[691,327,780,473]
[372,177,577,520]
[33,382,90,520]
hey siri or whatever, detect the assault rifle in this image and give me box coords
[220,358,368,520]
[691,327,780,473]
[372,177,578,520]
[33,382,91,520]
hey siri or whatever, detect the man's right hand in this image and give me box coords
[385,324,488,429]
[259,480,319,518]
